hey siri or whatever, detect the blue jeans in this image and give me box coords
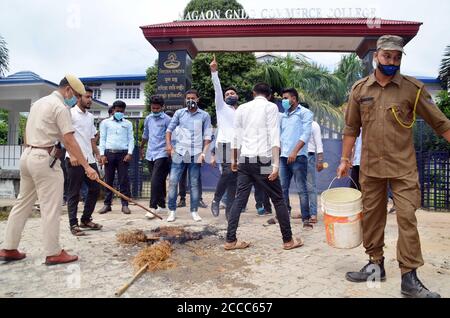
[307,153,318,216]
[168,153,201,212]
[279,156,310,222]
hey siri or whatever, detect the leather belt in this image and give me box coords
[29,145,54,154]
[106,149,128,154]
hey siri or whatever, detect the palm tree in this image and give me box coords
[439,45,450,89]
[334,53,364,96]
[259,53,363,127]
[0,35,9,77]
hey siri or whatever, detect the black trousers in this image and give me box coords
[213,143,238,215]
[350,165,361,190]
[226,157,292,243]
[61,148,69,202]
[104,151,131,206]
[179,165,203,200]
[253,182,271,211]
[66,160,100,227]
[148,157,170,209]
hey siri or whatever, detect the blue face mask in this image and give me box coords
[64,96,78,107]
[378,63,400,76]
[114,112,124,121]
[151,111,163,117]
[225,96,239,106]
[282,99,291,111]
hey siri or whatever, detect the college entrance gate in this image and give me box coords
[127,18,448,210]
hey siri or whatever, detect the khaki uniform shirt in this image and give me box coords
[26,91,74,147]
[343,72,450,178]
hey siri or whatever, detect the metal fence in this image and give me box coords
[414,119,450,210]
[1,117,449,210]
[0,145,22,170]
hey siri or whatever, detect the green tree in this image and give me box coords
[0,35,9,77]
[260,53,363,126]
[414,90,450,152]
[439,45,450,89]
[334,53,364,96]
[183,0,244,19]
[191,52,258,124]
[434,91,450,152]
[0,109,8,144]
[143,59,158,113]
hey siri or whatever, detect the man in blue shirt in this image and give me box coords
[98,100,135,214]
[280,88,313,229]
[165,89,212,222]
[140,95,172,219]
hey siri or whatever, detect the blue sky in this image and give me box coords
[1,0,449,82]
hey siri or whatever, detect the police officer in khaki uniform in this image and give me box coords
[337,35,450,298]
[0,75,99,266]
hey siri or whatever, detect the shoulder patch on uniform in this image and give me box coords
[351,76,370,90]
[403,75,425,89]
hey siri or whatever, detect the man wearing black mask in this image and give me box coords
[165,90,212,222]
[209,55,240,220]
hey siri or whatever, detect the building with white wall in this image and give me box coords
[80,74,147,118]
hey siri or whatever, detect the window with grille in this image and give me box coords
[93,89,102,100]
[115,86,141,99]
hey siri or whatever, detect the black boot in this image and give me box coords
[401,269,441,298]
[211,200,220,217]
[345,257,386,283]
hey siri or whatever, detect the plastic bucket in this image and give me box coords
[321,177,363,249]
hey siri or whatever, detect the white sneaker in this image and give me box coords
[191,212,202,222]
[145,211,156,219]
[156,207,169,213]
[167,211,176,222]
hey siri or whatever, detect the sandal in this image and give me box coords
[80,221,103,230]
[70,225,87,236]
[309,216,318,224]
[283,237,304,250]
[224,240,251,251]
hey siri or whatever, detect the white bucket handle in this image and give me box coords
[328,176,359,190]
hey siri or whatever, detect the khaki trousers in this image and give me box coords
[3,147,64,256]
[360,169,424,275]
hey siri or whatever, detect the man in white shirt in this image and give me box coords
[224,83,303,251]
[305,114,325,224]
[350,130,362,191]
[209,55,239,220]
[65,87,102,236]
[302,103,324,224]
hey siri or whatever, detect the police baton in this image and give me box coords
[95,178,163,220]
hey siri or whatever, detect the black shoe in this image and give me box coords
[121,206,131,214]
[98,205,112,214]
[401,270,441,298]
[198,199,208,209]
[345,258,386,283]
[211,200,220,217]
[177,199,186,208]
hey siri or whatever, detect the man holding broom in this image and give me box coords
[0,75,99,265]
